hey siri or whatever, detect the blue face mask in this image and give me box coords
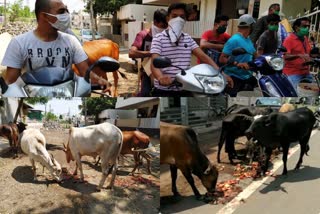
[43,12,71,32]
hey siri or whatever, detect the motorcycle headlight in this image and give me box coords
[268,57,284,71]
[194,74,225,94]
[24,80,74,97]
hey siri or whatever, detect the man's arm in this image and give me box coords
[129,46,152,59]
[75,60,110,86]
[193,47,219,69]
[150,53,172,86]
[200,39,224,51]
[2,67,21,84]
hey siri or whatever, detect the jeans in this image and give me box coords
[287,74,314,91]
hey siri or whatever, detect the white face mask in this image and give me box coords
[44,12,71,32]
[168,16,186,43]
[151,24,165,37]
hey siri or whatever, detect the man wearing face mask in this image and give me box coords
[129,9,168,97]
[199,15,231,65]
[0,0,108,93]
[256,14,281,55]
[150,3,233,96]
[250,3,281,45]
[283,17,314,91]
[219,14,257,97]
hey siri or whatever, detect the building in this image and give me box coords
[99,97,160,130]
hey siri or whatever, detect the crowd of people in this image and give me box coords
[130,2,316,97]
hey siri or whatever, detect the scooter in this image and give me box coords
[0,56,120,97]
[231,47,298,97]
[152,57,227,95]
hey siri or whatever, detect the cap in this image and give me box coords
[238,14,256,27]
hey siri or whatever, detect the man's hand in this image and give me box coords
[159,75,173,86]
[223,73,234,88]
[236,62,250,70]
[299,54,311,62]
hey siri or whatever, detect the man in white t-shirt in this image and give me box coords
[0,0,108,93]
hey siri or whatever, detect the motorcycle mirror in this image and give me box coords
[153,57,172,68]
[232,48,247,56]
[95,56,120,72]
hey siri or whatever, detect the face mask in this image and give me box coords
[168,16,186,43]
[44,12,71,32]
[297,27,309,37]
[273,10,280,15]
[151,24,165,37]
[217,26,227,34]
[268,25,279,31]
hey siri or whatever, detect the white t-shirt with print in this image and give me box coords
[1,30,87,74]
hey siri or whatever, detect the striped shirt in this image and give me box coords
[150,30,198,90]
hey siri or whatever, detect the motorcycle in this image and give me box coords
[0,56,120,97]
[152,57,227,95]
[231,47,298,97]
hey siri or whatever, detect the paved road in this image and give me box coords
[217,129,320,214]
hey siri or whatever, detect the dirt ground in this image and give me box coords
[160,129,254,213]
[97,52,140,97]
[0,129,160,214]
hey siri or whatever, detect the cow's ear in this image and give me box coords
[204,164,211,175]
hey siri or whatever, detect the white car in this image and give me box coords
[80,29,102,42]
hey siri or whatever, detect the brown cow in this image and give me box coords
[0,122,27,157]
[96,130,152,175]
[161,122,218,198]
[73,39,127,97]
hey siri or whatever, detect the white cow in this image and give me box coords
[63,122,123,191]
[20,128,62,181]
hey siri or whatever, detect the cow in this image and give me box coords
[73,39,127,97]
[225,104,274,116]
[160,122,218,198]
[95,130,153,175]
[0,122,27,157]
[63,122,123,191]
[217,114,255,164]
[20,128,62,181]
[245,107,316,175]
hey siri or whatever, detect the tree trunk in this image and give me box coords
[13,98,24,123]
[90,0,96,40]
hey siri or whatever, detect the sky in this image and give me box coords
[6,0,85,13]
[33,98,83,116]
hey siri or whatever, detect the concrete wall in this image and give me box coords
[282,0,312,19]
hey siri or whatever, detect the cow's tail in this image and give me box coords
[117,70,127,79]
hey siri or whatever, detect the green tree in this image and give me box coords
[25,97,50,105]
[44,112,57,121]
[81,98,117,124]
[8,0,33,22]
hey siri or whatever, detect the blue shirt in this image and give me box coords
[222,33,256,80]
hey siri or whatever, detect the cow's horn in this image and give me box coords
[63,143,67,152]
